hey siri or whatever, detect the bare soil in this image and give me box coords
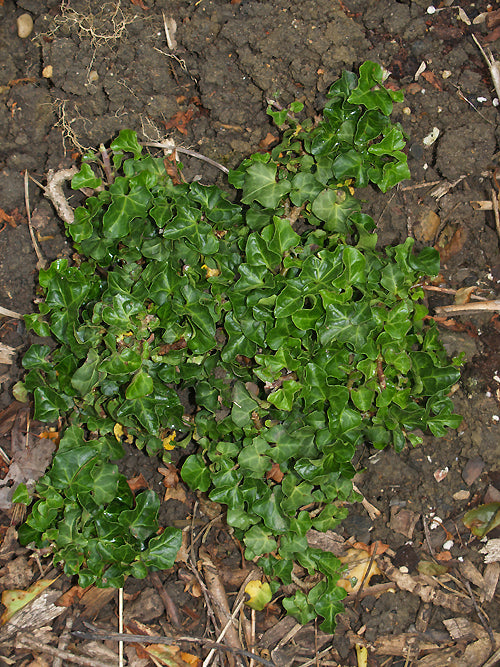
[0,1,499,666]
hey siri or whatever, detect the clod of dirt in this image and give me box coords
[435,124,496,180]
[462,456,485,486]
[389,507,420,539]
[124,588,165,623]
[484,485,500,503]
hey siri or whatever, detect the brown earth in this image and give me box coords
[0,1,499,665]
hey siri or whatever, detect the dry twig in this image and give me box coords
[472,34,500,101]
[2,636,116,667]
[150,571,181,629]
[73,626,277,667]
[434,300,500,315]
[0,306,22,319]
[24,171,46,270]
[141,141,229,173]
[380,557,473,613]
[491,188,500,239]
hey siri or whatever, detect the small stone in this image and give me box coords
[434,466,449,483]
[88,70,99,83]
[17,13,34,39]
[462,456,484,486]
[484,485,500,504]
[42,65,53,79]
[453,489,470,501]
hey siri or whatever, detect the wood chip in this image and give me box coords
[481,561,500,602]
[380,557,473,613]
[0,342,16,364]
[480,538,500,564]
[458,559,485,589]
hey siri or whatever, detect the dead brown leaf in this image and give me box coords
[127,473,149,493]
[159,463,179,489]
[352,541,390,556]
[162,108,195,135]
[259,132,278,150]
[0,555,34,589]
[164,485,187,504]
[0,402,26,436]
[38,430,61,446]
[0,414,56,511]
[0,208,17,228]
[266,462,284,483]
[454,286,476,305]
[414,208,440,243]
[389,507,420,539]
[420,70,443,91]
[163,154,184,185]
[484,24,500,42]
[436,227,467,264]
[56,584,86,608]
[157,338,187,355]
[130,0,148,9]
[125,619,200,667]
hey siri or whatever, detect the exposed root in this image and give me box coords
[44,167,79,226]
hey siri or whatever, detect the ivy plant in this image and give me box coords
[17,62,461,631]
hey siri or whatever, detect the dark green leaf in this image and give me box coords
[241,162,291,208]
[141,527,183,569]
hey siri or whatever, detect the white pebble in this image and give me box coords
[427,5,436,14]
[423,127,440,146]
[17,13,33,38]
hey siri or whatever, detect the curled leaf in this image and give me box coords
[463,503,500,538]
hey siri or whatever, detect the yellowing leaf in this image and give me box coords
[114,423,125,440]
[337,548,382,593]
[143,643,200,666]
[1,578,57,625]
[201,264,220,278]
[356,644,368,667]
[163,431,177,450]
[244,580,272,611]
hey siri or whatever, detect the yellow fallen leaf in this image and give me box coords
[244,580,272,611]
[114,423,124,441]
[162,431,176,450]
[337,548,382,594]
[356,644,368,667]
[1,578,57,625]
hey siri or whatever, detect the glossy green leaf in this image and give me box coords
[243,524,277,560]
[241,162,291,208]
[140,527,183,569]
[71,348,101,395]
[311,188,361,233]
[181,454,211,492]
[71,163,103,190]
[125,370,154,399]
